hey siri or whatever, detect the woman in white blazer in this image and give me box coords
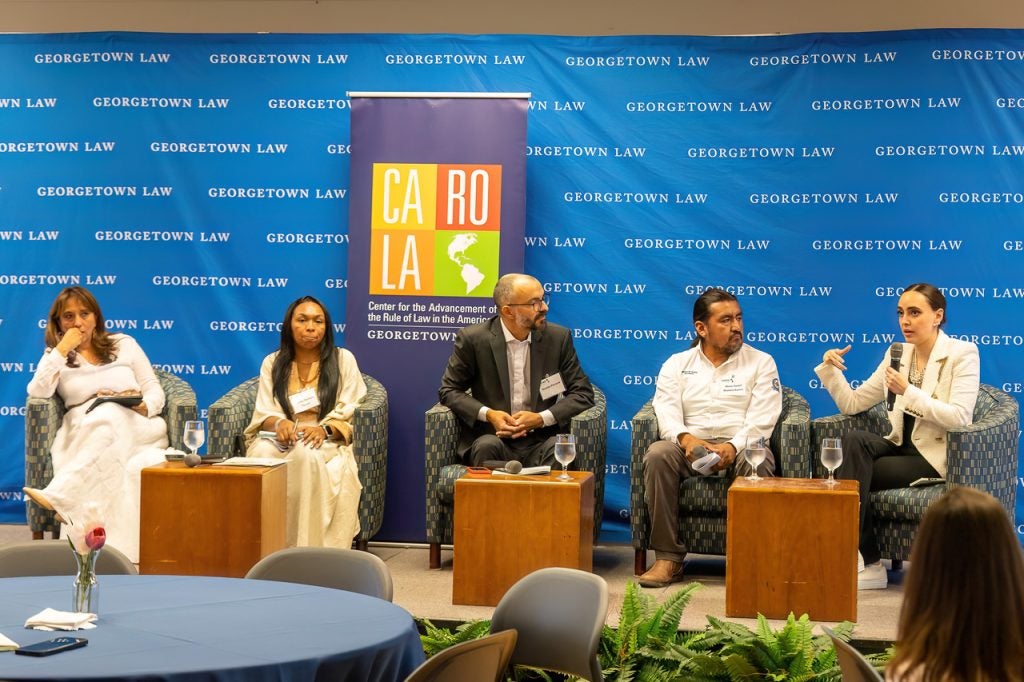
[815,283,980,590]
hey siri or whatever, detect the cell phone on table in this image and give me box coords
[15,636,88,656]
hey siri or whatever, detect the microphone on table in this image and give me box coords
[481,459,523,474]
[886,342,903,411]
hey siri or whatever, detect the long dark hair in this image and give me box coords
[44,286,117,365]
[891,487,1024,682]
[271,296,340,420]
[689,287,738,349]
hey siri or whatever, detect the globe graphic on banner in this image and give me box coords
[446,233,487,294]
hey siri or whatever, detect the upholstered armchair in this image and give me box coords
[206,373,388,550]
[810,383,1019,568]
[24,368,197,540]
[629,386,811,575]
[424,386,607,569]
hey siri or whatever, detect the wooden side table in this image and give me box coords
[139,461,287,577]
[726,477,859,622]
[452,470,594,606]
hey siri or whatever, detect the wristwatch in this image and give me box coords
[322,424,334,439]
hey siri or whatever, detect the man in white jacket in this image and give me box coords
[639,287,782,588]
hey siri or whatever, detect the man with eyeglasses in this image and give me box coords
[438,273,595,467]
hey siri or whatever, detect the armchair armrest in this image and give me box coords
[207,377,259,458]
[353,374,388,541]
[946,385,1019,514]
[24,397,62,491]
[156,370,198,452]
[425,402,462,477]
[629,400,658,551]
[774,387,811,478]
[571,386,607,541]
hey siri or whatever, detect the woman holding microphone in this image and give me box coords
[815,283,979,590]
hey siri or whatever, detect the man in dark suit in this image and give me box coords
[439,273,595,467]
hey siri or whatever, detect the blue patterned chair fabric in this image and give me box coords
[206,373,388,548]
[24,369,198,540]
[629,386,811,574]
[424,386,608,569]
[809,383,1019,564]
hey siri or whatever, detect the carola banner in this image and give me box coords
[346,94,528,539]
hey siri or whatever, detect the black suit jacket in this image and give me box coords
[438,315,595,458]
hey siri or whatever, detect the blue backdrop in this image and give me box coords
[0,29,1021,543]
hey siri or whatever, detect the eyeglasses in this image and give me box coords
[506,295,550,311]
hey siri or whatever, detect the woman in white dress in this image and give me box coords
[24,286,168,563]
[244,296,366,548]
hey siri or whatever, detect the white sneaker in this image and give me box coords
[857,551,865,573]
[858,561,887,590]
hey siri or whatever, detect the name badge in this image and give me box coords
[719,375,746,395]
[539,373,567,400]
[288,387,320,414]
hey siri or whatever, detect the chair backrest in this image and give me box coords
[822,627,883,682]
[405,629,517,682]
[490,567,607,682]
[244,546,393,601]
[0,541,138,577]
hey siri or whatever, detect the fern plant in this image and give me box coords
[598,580,702,681]
[418,618,491,658]
[681,613,855,681]
[416,582,891,681]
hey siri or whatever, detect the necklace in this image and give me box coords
[295,359,319,386]
[909,352,924,387]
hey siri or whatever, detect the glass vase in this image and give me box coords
[72,550,99,615]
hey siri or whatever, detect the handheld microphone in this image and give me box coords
[481,459,522,474]
[886,343,903,410]
[183,452,202,468]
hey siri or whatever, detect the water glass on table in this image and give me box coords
[554,434,576,481]
[744,437,767,481]
[821,437,843,486]
[183,420,205,457]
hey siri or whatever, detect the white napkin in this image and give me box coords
[0,632,18,651]
[24,608,97,631]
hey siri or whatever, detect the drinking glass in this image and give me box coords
[821,437,843,486]
[553,434,576,481]
[744,437,767,482]
[183,420,205,457]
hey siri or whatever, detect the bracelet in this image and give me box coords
[271,417,284,431]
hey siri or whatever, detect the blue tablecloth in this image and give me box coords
[0,574,425,681]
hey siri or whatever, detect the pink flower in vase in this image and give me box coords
[85,526,106,552]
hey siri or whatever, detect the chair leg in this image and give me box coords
[635,548,647,575]
[354,539,368,552]
[429,542,441,569]
[891,559,903,571]
[32,531,43,540]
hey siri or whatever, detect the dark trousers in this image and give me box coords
[643,439,775,563]
[836,430,940,564]
[467,434,557,468]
